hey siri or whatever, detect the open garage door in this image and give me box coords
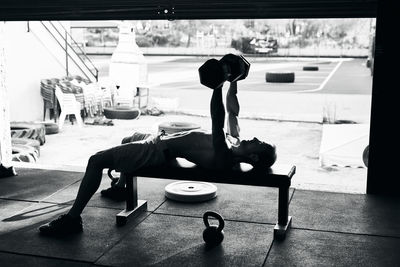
[1,0,377,21]
[1,0,397,195]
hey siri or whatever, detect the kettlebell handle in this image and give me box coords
[203,211,224,232]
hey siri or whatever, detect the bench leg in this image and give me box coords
[116,175,147,226]
[274,185,292,240]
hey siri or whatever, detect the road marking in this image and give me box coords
[297,71,333,74]
[296,76,327,79]
[267,83,321,86]
[243,80,322,87]
[294,60,343,93]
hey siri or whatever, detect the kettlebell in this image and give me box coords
[202,211,225,246]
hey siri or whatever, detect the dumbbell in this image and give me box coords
[198,54,251,89]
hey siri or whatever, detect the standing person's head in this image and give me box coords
[232,138,277,169]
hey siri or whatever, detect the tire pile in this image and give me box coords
[10,121,59,163]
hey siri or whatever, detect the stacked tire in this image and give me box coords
[10,122,60,163]
[10,122,53,164]
[11,144,39,163]
[10,122,46,145]
[11,138,41,156]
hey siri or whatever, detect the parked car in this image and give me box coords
[231,37,278,54]
[251,37,278,54]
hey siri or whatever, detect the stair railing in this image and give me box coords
[40,21,99,82]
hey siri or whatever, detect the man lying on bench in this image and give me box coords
[39,54,277,237]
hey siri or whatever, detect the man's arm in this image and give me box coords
[210,86,230,168]
[226,81,240,143]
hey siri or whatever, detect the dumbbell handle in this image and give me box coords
[220,61,232,81]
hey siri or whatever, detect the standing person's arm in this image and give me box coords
[226,81,240,145]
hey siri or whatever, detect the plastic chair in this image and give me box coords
[79,81,96,117]
[100,86,113,108]
[55,85,83,129]
[97,77,114,108]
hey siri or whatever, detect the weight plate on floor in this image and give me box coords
[165,181,217,202]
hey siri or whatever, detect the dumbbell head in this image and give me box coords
[198,58,228,89]
[219,54,251,82]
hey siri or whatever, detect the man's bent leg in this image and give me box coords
[39,148,114,236]
[68,149,114,217]
[114,132,153,188]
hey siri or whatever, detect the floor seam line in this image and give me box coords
[262,239,275,267]
[291,226,400,239]
[93,198,169,264]
[151,199,168,213]
[0,197,39,203]
[92,205,159,264]
[289,187,296,203]
[0,250,94,264]
[39,200,133,212]
[151,211,277,225]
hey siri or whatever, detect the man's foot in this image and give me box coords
[100,185,126,201]
[39,214,82,237]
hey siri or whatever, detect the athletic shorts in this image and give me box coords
[112,133,168,173]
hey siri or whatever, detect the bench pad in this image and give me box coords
[132,159,295,187]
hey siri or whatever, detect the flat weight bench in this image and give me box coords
[116,161,296,240]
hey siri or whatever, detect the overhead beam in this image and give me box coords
[0,0,377,21]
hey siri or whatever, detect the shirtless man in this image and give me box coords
[39,61,277,237]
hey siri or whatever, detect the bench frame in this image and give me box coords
[116,164,296,240]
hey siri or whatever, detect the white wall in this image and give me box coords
[0,22,12,164]
[4,21,68,122]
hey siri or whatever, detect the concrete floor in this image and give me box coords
[31,114,368,194]
[1,168,399,266]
